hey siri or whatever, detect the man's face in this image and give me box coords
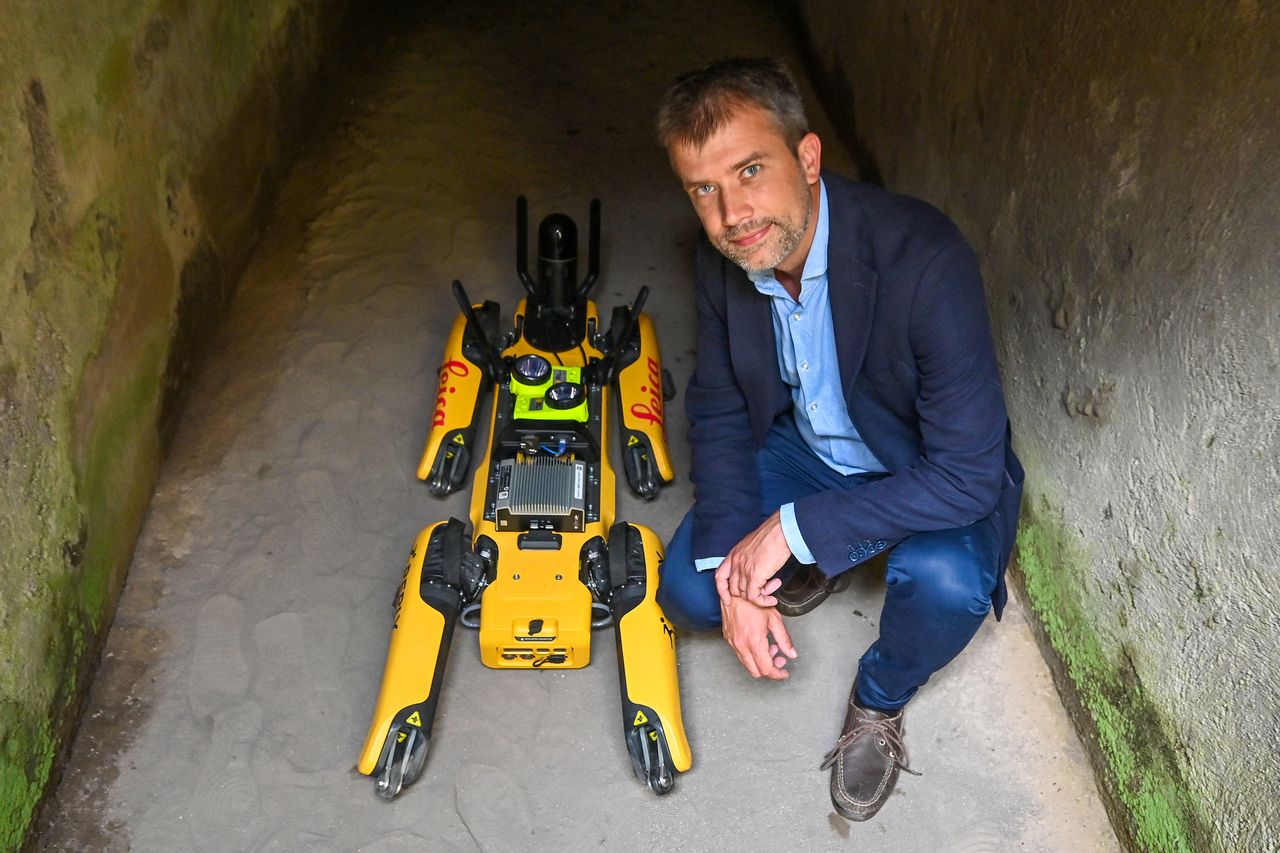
[669,105,821,276]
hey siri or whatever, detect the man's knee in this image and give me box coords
[886,532,995,620]
[656,581,722,632]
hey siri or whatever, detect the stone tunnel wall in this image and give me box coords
[0,1,353,847]
[789,2,1278,851]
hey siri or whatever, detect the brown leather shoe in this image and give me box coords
[820,695,919,821]
[774,561,849,617]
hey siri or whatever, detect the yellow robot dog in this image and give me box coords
[358,198,691,799]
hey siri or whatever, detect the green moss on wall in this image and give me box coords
[0,378,158,851]
[74,339,166,629]
[65,200,124,343]
[2,0,355,846]
[1016,496,1211,852]
[0,706,57,853]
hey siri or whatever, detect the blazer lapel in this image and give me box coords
[726,266,777,380]
[825,186,878,403]
[725,266,785,441]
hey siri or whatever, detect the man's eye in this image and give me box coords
[694,184,715,197]
[742,164,760,178]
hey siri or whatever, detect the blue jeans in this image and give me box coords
[657,413,999,710]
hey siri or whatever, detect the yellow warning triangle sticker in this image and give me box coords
[406,710,422,727]
[628,435,640,446]
[452,433,466,445]
[632,710,648,727]
[397,731,407,743]
[649,730,659,741]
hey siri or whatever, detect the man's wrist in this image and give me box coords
[778,502,816,564]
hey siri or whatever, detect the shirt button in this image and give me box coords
[809,402,818,411]
[791,312,801,321]
[800,361,809,371]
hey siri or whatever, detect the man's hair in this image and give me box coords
[656,58,809,152]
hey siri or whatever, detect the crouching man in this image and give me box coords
[654,58,1024,821]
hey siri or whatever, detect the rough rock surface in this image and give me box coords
[0,2,351,847]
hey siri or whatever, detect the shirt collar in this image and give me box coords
[749,178,829,298]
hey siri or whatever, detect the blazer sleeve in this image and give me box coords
[792,235,1010,573]
[684,241,764,560]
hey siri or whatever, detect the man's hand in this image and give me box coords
[715,511,792,607]
[720,594,798,680]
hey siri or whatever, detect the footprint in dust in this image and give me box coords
[296,469,357,576]
[454,764,533,848]
[252,611,308,746]
[187,701,266,851]
[187,594,251,718]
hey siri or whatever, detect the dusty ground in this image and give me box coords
[38,2,1117,851]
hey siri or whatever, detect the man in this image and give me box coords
[654,58,1024,821]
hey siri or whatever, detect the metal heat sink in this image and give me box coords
[494,457,586,532]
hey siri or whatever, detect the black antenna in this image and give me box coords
[575,199,601,300]
[515,196,538,299]
[451,280,503,382]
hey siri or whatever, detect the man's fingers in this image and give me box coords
[743,569,784,607]
[748,627,787,679]
[749,573,780,607]
[733,638,763,679]
[751,639,787,679]
[747,572,782,607]
[714,560,732,602]
[768,610,799,659]
[721,596,791,680]
[728,626,784,680]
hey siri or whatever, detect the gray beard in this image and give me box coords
[718,187,813,276]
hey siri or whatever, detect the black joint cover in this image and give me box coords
[420,518,468,612]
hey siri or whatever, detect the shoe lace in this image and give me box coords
[819,710,922,777]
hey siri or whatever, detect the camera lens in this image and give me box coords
[545,382,585,409]
[513,354,551,386]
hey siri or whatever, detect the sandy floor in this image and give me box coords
[39,2,1117,851]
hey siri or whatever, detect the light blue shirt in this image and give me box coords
[695,179,886,571]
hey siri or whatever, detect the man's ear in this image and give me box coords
[796,132,822,182]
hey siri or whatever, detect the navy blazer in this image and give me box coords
[684,172,1024,617]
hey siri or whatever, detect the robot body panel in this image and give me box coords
[614,312,676,489]
[417,309,493,491]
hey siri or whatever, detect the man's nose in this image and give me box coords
[719,186,752,228]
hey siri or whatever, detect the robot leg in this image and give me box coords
[607,521,693,794]
[357,518,467,799]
